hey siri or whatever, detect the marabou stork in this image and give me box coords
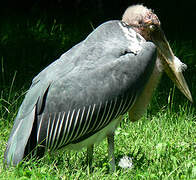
[4,5,192,171]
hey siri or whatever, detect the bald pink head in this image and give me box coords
[122,5,160,40]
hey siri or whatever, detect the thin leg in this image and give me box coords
[87,144,94,168]
[107,132,115,172]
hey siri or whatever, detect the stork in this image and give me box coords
[4,5,192,171]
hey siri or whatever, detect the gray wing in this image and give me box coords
[4,20,157,166]
[37,41,156,151]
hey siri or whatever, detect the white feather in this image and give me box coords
[174,56,187,72]
[118,22,145,55]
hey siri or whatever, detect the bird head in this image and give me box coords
[122,5,193,102]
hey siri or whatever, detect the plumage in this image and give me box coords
[4,20,156,166]
[5,4,192,171]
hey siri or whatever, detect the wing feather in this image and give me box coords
[46,114,51,147]
[4,20,157,166]
[65,109,81,144]
[50,112,62,150]
[57,110,71,149]
[31,22,156,151]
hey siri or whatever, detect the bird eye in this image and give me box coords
[149,24,156,31]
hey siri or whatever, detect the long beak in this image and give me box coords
[151,26,193,102]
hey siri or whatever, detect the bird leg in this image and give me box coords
[87,144,94,169]
[107,132,115,172]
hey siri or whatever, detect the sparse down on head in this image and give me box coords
[122,4,192,102]
[122,5,160,40]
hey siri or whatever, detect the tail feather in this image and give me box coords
[4,78,51,167]
[4,106,36,166]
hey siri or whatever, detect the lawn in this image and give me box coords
[0,10,196,179]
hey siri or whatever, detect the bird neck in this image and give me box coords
[128,58,162,122]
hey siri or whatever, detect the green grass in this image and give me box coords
[0,12,196,179]
[0,86,195,179]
